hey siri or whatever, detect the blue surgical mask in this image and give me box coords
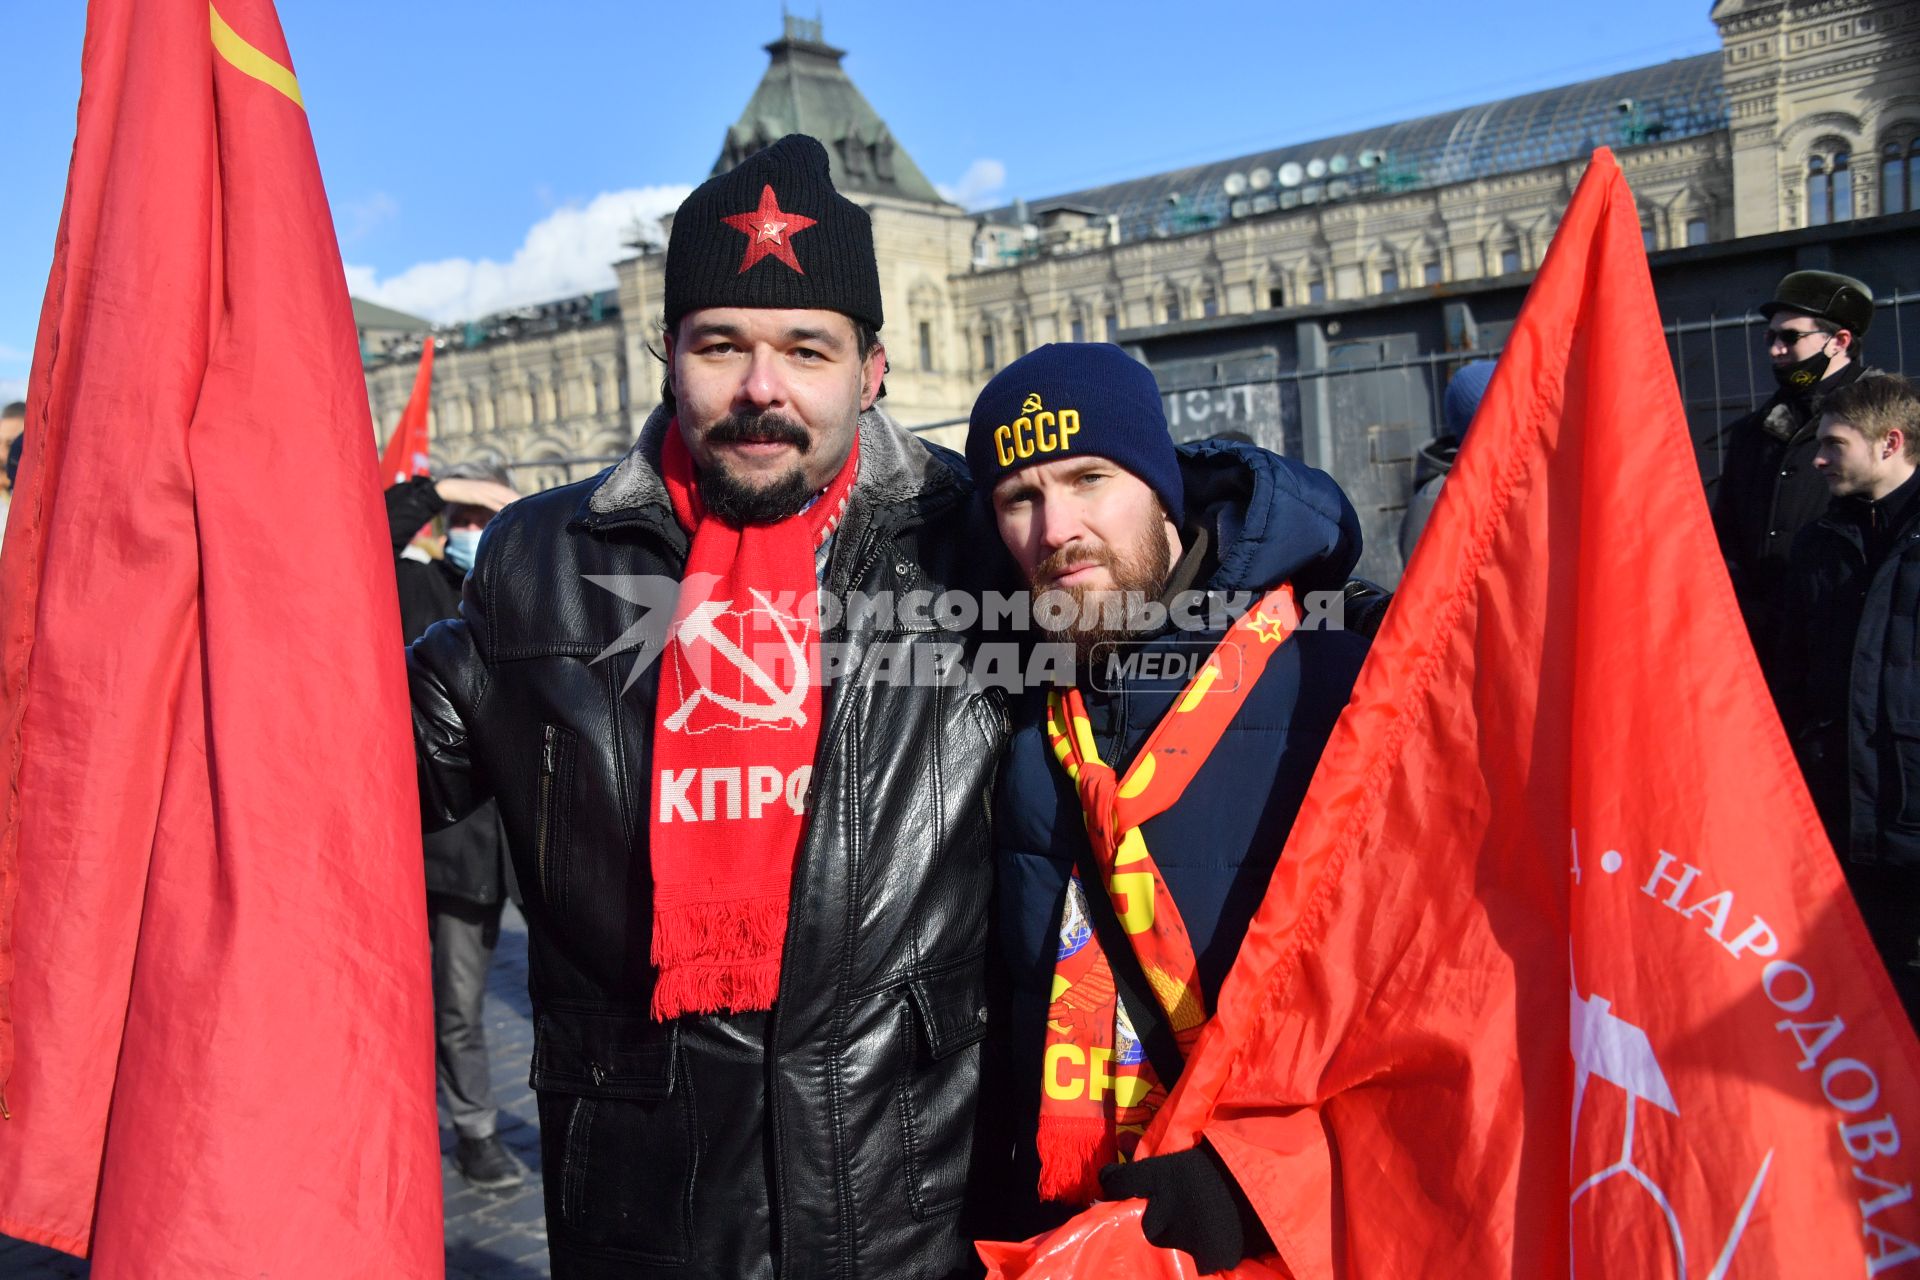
[444,528,482,575]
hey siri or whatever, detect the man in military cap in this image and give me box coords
[408,134,1003,1278]
[1711,269,1877,673]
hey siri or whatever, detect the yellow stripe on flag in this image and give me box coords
[210,4,303,108]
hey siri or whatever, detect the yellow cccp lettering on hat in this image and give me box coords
[993,395,1083,468]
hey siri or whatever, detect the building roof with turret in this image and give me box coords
[713,16,947,205]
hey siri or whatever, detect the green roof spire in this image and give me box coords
[714,16,946,205]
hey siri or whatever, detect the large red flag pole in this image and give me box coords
[0,2,442,1273]
[984,148,1920,1278]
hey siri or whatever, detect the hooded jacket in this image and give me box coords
[980,439,1370,1234]
[408,406,1007,1279]
[1398,434,1459,562]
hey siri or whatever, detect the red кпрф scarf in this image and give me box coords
[648,422,857,1019]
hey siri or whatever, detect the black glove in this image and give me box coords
[1098,1140,1274,1275]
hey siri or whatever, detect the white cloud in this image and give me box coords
[345,185,693,324]
[937,159,1007,210]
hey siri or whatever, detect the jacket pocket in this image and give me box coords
[534,723,578,911]
[532,1010,694,1264]
[1889,719,1920,829]
[896,960,989,1221]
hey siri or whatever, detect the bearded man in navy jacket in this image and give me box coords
[966,343,1370,1274]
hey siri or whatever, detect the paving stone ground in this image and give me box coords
[0,903,552,1279]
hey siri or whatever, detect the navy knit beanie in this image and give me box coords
[664,134,882,332]
[966,343,1183,524]
[1443,359,1498,439]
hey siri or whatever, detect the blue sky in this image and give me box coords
[0,1,1725,403]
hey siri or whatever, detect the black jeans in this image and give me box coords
[428,892,505,1139]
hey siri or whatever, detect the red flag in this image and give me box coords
[378,335,435,486]
[985,148,1920,1278]
[0,2,442,1273]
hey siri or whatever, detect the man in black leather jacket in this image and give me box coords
[408,136,1006,1278]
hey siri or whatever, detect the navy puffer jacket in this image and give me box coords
[982,439,1369,1232]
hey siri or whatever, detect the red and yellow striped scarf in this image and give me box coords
[1037,583,1301,1202]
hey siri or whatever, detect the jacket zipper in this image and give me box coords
[766,516,907,1277]
[537,724,556,900]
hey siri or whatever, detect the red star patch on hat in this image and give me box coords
[721,184,817,275]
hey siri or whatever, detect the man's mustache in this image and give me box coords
[703,414,811,451]
[1034,545,1112,585]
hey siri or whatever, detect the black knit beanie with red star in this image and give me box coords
[663,134,883,333]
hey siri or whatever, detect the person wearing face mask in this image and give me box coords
[384,459,526,1191]
[1710,270,1878,684]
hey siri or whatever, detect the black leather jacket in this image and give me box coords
[409,408,1008,1279]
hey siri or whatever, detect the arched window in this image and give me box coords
[1307,272,1327,305]
[1883,134,1920,216]
[1201,285,1219,318]
[1807,148,1855,226]
[1163,288,1182,324]
[1379,265,1400,294]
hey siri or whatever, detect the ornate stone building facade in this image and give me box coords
[364,4,1919,478]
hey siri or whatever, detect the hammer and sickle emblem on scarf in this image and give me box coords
[663,590,811,732]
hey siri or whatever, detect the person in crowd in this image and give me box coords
[1775,372,1920,1030]
[407,134,1004,1278]
[1400,359,1496,561]
[385,460,525,1190]
[966,343,1369,1273]
[1712,270,1877,659]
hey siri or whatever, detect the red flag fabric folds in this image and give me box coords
[0,2,442,1273]
[378,336,434,486]
[984,148,1920,1278]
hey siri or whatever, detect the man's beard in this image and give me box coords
[693,411,814,524]
[1032,516,1175,659]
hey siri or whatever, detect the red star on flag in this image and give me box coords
[721,184,817,275]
